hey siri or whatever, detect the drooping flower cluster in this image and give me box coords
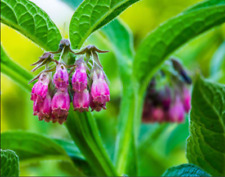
[30,40,110,124]
[142,59,191,123]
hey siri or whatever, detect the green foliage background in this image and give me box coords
[1,0,225,176]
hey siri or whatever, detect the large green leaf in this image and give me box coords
[133,1,225,93]
[1,131,89,176]
[101,19,134,85]
[1,0,61,51]
[186,77,225,176]
[1,149,19,177]
[162,164,210,176]
[69,0,139,49]
[1,131,69,163]
[185,0,225,13]
[1,46,33,91]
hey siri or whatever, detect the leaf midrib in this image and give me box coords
[198,81,225,134]
[1,17,51,51]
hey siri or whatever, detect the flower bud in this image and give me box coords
[91,70,110,105]
[72,59,87,92]
[182,88,191,113]
[38,93,52,122]
[53,64,69,90]
[51,90,70,124]
[168,97,185,123]
[73,89,90,112]
[31,72,50,101]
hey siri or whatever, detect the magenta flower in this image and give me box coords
[51,89,70,124]
[53,64,69,90]
[31,72,50,101]
[38,93,52,122]
[72,59,87,92]
[182,88,191,113]
[168,97,185,123]
[73,89,90,112]
[91,70,110,105]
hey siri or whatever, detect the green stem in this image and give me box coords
[65,110,117,176]
[114,80,144,176]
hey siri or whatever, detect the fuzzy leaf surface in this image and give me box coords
[69,0,139,49]
[162,164,210,176]
[1,150,19,177]
[1,0,61,51]
[1,131,69,163]
[186,77,225,176]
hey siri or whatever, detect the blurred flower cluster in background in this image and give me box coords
[1,0,225,176]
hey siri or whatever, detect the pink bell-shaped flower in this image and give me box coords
[53,64,69,90]
[73,89,90,112]
[182,87,191,113]
[91,70,110,105]
[31,72,50,101]
[38,93,52,122]
[72,59,88,92]
[51,89,70,124]
[168,97,185,123]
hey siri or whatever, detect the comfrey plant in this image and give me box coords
[1,0,225,177]
[30,40,110,124]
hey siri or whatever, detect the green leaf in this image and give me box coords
[101,19,134,85]
[69,0,139,49]
[1,131,69,164]
[1,149,19,177]
[1,45,33,91]
[185,0,225,13]
[53,138,84,160]
[162,164,210,176]
[65,110,117,176]
[133,1,225,93]
[1,0,62,51]
[186,77,225,176]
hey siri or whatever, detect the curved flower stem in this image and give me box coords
[65,110,118,176]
